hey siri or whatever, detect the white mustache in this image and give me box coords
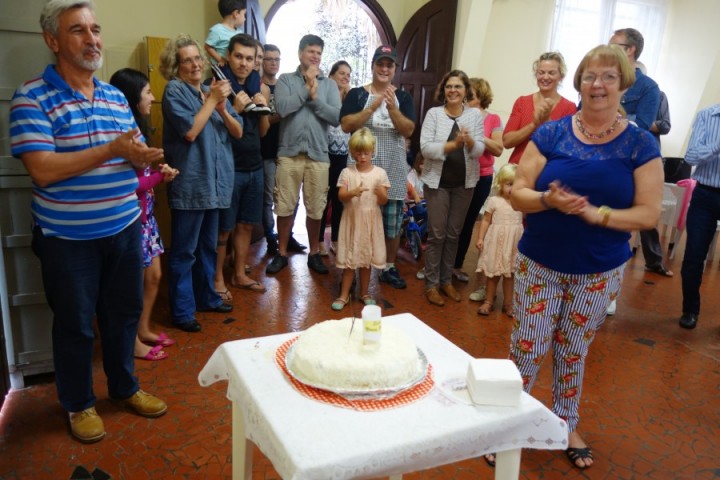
[84,47,102,56]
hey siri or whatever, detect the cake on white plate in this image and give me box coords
[288,318,423,391]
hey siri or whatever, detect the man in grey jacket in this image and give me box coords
[267,34,341,275]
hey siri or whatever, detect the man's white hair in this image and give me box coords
[40,0,94,36]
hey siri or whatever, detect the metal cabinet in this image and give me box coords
[0,161,54,388]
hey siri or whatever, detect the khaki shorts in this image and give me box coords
[274,154,329,219]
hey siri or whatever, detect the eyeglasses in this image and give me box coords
[263,58,280,63]
[444,84,465,90]
[581,72,620,84]
[610,42,631,49]
[180,55,204,66]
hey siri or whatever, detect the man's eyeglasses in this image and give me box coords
[581,72,620,85]
[263,58,281,63]
[610,43,631,49]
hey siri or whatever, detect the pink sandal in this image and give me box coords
[142,332,176,348]
[135,345,168,361]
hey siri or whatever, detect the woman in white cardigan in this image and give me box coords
[420,70,485,306]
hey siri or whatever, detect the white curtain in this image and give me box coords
[550,0,668,100]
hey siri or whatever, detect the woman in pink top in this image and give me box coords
[504,52,577,165]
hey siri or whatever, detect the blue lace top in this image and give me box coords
[518,115,660,274]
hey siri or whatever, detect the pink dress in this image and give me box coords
[475,196,524,278]
[336,165,391,269]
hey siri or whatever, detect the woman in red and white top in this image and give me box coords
[503,51,577,165]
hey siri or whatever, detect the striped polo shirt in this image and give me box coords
[10,65,140,240]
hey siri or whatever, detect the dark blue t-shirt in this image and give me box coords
[518,116,660,274]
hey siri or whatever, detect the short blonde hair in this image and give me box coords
[469,78,493,110]
[493,163,517,192]
[159,34,206,81]
[573,44,635,92]
[533,51,567,78]
[348,127,376,154]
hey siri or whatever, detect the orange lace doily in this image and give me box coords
[275,336,434,411]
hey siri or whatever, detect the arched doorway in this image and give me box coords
[263,0,394,85]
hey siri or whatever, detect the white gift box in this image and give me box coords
[466,359,523,406]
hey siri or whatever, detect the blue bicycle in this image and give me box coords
[401,201,427,260]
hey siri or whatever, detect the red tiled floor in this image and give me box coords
[1,221,719,479]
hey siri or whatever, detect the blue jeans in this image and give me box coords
[168,209,222,324]
[681,185,720,314]
[32,221,142,412]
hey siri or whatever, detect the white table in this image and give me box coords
[198,313,567,480]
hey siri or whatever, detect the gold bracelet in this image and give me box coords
[597,205,612,227]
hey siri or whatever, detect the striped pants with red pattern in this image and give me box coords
[510,253,624,432]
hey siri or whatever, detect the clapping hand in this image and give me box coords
[209,78,232,112]
[351,181,369,197]
[111,128,164,170]
[159,163,179,183]
[546,181,588,215]
[533,98,554,126]
[383,85,398,111]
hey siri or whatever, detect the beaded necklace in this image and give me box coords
[575,112,623,140]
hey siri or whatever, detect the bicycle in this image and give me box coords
[400,200,427,260]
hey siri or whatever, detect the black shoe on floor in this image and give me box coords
[266,234,279,256]
[379,266,407,289]
[198,303,233,313]
[307,253,329,274]
[287,236,307,253]
[175,320,201,333]
[679,312,698,329]
[266,254,289,274]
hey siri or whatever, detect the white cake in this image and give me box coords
[289,318,422,390]
[466,358,523,406]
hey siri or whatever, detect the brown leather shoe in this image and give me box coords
[426,287,445,306]
[122,390,168,418]
[68,407,105,443]
[440,283,462,302]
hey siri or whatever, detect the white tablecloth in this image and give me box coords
[199,313,567,480]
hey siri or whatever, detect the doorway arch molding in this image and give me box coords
[264,0,397,46]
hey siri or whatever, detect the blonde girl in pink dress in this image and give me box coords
[332,128,390,310]
[475,164,524,316]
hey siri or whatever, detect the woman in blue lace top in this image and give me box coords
[506,45,663,470]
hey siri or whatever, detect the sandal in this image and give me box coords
[216,289,233,302]
[135,344,168,361]
[645,265,674,277]
[477,301,494,316]
[565,447,593,469]
[331,296,350,311]
[502,304,514,317]
[141,332,176,348]
[360,295,376,306]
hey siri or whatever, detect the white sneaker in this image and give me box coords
[469,287,486,302]
[416,267,425,280]
[606,300,617,316]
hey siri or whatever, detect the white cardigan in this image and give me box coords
[419,106,484,189]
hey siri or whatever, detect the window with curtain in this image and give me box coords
[550,0,668,101]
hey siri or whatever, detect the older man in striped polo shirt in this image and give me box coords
[9,0,166,443]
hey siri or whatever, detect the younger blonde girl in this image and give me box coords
[332,128,390,310]
[475,164,524,316]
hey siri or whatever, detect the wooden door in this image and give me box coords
[144,36,172,244]
[394,0,457,151]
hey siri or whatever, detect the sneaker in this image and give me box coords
[250,105,272,115]
[416,267,425,280]
[606,299,617,316]
[307,253,329,274]
[287,235,307,253]
[379,267,407,289]
[266,234,279,256]
[121,390,167,418]
[243,102,258,112]
[68,407,105,443]
[266,255,288,274]
[318,243,329,256]
[452,270,470,282]
[469,287,487,302]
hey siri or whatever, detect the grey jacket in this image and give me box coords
[275,67,341,162]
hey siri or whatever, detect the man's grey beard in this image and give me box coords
[76,49,103,71]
